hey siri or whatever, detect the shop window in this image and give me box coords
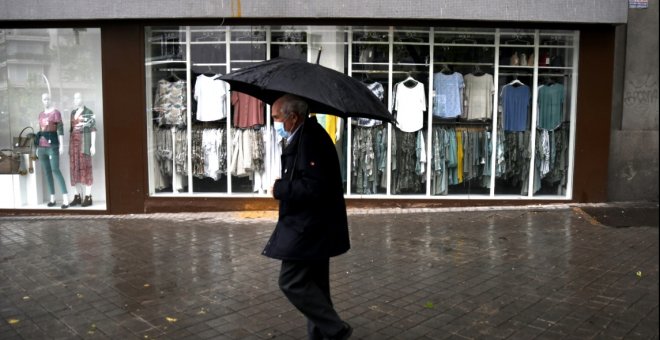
[494,30,577,198]
[143,26,578,200]
[430,28,497,197]
[349,27,391,195]
[0,28,105,210]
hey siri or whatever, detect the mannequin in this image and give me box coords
[68,92,96,207]
[36,93,69,208]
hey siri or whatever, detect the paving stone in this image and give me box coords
[0,204,658,338]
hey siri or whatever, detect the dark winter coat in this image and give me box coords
[262,116,350,261]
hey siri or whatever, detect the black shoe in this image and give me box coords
[61,204,69,209]
[81,195,92,207]
[47,201,56,207]
[330,323,352,340]
[69,194,82,206]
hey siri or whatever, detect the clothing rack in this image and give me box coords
[433,62,493,66]
[432,118,492,126]
[192,63,227,67]
[499,72,569,77]
[353,70,426,74]
[193,118,226,127]
[156,68,187,72]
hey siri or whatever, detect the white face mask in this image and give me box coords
[274,121,290,139]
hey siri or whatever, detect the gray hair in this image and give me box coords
[278,94,308,119]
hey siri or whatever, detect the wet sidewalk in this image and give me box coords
[1,203,658,339]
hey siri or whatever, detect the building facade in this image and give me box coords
[2,1,653,214]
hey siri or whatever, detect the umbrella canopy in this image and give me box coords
[219,57,395,124]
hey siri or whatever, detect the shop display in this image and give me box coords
[0,28,105,210]
[143,26,577,199]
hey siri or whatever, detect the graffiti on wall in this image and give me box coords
[624,75,659,110]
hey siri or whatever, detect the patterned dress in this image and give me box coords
[69,107,96,186]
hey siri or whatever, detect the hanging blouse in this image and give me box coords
[464,73,494,120]
[433,72,465,118]
[394,81,426,133]
[194,74,229,122]
[537,83,565,130]
[154,79,187,128]
[356,81,385,127]
[501,84,530,132]
[232,92,265,128]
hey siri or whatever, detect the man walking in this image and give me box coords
[263,94,352,340]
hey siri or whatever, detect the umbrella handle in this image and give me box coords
[315,47,323,65]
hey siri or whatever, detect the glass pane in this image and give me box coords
[146,27,187,62]
[349,27,390,195]
[270,26,308,60]
[309,26,349,193]
[352,27,389,42]
[190,43,226,64]
[228,102,267,194]
[430,29,495,197]
[0,28,106,209]
[390,28,429,195]
[230,43,267,70]
[352,27,389,64]
[434,28,496,45]
[140,25,578,200]
[538,33,575,69]
[393,28,429,44]
[146,26,189,194]
[230,25,267,71]
[191,27,226,42]
[533,31,575,197]
[227,27,269,194]
[494,30,535,196]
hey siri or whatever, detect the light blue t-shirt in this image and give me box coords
[433,72,465,118]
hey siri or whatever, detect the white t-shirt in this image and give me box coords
[194,74,229,121]
[394,81,426,132]
[464,73,494,120]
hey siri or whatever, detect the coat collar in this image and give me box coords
[282,116,318,155]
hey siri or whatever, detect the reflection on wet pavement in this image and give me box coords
[1,207,658,339]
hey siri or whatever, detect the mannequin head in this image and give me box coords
[73,92,83,108]
[41,93,52,110]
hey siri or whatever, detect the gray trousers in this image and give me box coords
[279,259,344,339]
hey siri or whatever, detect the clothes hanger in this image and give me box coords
[168,70,181,81]
[508,77,524,87]
[440,64,453,75]
[361,71,375,84]
[204,65,218,77]
[505,35,531,45]
[452,36,477,44]
[402,36,424,43]
[472,65,485,76]
[402,73,418,87]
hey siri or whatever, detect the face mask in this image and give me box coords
[274,121,290,139]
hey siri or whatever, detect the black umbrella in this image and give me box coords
[219,57,395,124]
